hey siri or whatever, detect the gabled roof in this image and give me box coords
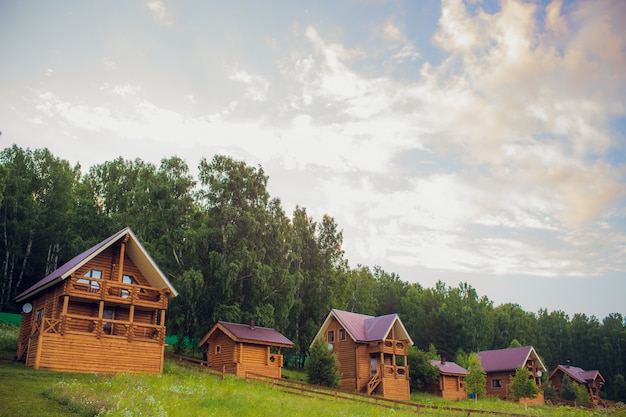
[199,321,294,348]
[477,346,546,373]
[549,365,605,385]
[15,227,178,303]
[429,360,468,376]
[310,309,414,348]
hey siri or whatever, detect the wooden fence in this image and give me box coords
[167,353,539,417]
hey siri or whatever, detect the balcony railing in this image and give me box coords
[38,315,165,343]
[64,276,168,309]
[369,340,408,355]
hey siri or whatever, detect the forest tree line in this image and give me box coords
[0,144,624,400]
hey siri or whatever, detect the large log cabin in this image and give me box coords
[548,363,605,405]
[199,321,293,378]
[425,359,468,401]
[15,227,177,374]
[477,346,546,405]
[312,309,413,401]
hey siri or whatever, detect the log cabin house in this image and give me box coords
[15,227,177,374]
[477,346,546,405]
[548,363,605,405]
[425,359,468,401]
[311,309,413,401]
[199,321,293,378]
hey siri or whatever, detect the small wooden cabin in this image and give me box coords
[478,346,546,405]
[425,359,468,401]
[548,364,605,405]
[199,321,293,379]
[15,227,177,374]
[312,309,413,401]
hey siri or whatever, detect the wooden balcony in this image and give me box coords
[369,339,409,355]
[36,316,165,344]
[63,276,168,309]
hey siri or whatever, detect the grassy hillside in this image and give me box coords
[1,323,624,417]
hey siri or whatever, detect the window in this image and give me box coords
[492,379,502,388]
[77,269,102,291]
[216,345,221,354]
[36,308,44,325]
[339,329,346,341]
[121,274,137,298]
[327,330,334,342]
[122,274,137,285]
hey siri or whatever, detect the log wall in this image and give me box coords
[381,374,411,401]
[33,332,164,374]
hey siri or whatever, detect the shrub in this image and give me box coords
[306,336,340,388]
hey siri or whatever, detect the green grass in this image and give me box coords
[0,363,93,417]
[281,367,308,382]
[2,360,624,417]
[1,326,624,417]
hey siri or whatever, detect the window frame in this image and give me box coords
[327,330,335,342]
[339,328,346,341]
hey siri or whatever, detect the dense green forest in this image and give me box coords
[0,144,624,401]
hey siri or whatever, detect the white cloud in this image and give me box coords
[145,1,170,26]
[229,69,270,102]
[23,0,626,286]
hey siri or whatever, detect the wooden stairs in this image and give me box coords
[367,371,382,395]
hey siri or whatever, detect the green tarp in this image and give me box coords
[0,312,21,325]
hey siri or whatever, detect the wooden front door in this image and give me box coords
[370,354,378,376]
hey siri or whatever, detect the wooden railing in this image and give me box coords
[367,371,382,395]
[64,276,168,309]
[39,314,165,343]
[370,339,408,355]
[383,364,408,378]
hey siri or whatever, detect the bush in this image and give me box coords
[306,336,340,388]
[0,323,19,357]
[560,375,591,405]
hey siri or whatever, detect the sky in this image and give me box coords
[1,0,625,320]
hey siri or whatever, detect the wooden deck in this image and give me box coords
[63,276,169,310]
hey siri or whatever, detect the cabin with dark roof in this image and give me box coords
[424,359,468,401]
[199,321,293,379]
[15,227,177,375]
[548,364,605,405]
[311,309,413,401]
[477,346,546,405]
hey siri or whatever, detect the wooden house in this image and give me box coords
[311,309,413,401]
[548,364,605,405]
[15,227,177,374]
[425,359,468,401]
[477,346,546,405]
[199,321,293,378]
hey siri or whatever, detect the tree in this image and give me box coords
[306,336,340,388]
[465,352,486,402]
[509,366,539,410]
[407,346,439,391]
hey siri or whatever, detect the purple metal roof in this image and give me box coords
[477,346,546,373]
[15,228,130,302]
[429,360,468,376]
[331,309,409,342]
[216,321,294,347]
[554,365,604,384]
[15,227,178,302]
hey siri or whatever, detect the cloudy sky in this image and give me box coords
[1,0,625,319]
